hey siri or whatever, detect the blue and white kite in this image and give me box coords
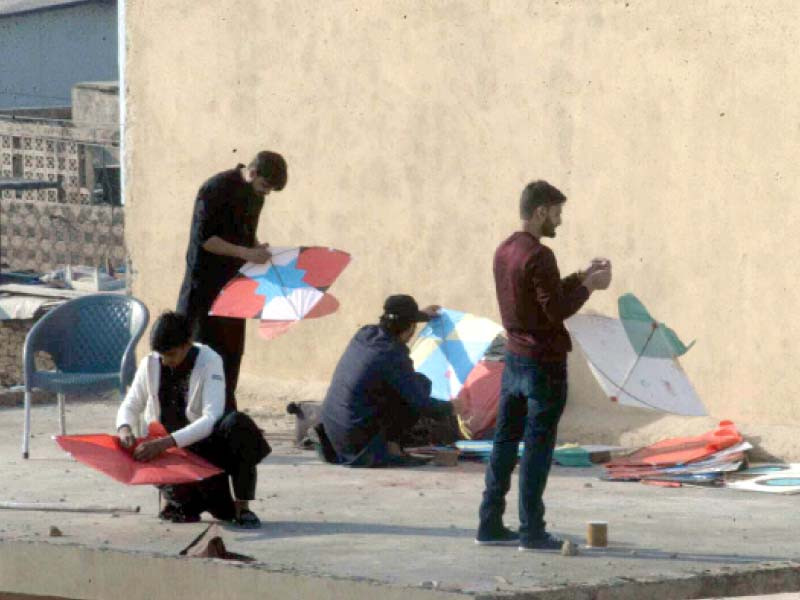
[410,308,503,401]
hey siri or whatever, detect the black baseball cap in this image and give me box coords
[382,294,430,322]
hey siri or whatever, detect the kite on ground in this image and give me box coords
[410,308,504,401]
[455,439,522,460]
[54,422,222,485]
[725,463,800,494]
[566,293,706,416]
[210,246,351,339]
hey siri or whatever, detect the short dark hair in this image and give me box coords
[379,314,415,337]
[249,150,287,191]
[519,180,566,219]
[150,311,192,353]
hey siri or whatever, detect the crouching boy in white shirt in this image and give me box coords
[116,311,270,528]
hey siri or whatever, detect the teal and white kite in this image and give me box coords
[566,293,706,416]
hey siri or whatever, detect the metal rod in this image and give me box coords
[57,393,66,436]
[0,502,140,514]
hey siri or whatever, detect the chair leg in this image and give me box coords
[22,390,32,459]
[58,393,66,435]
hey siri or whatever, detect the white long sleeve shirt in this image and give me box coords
[116,344,226,448]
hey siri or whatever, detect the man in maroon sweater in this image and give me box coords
[476,180,611,551]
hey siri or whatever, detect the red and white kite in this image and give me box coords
[210,246,351,339]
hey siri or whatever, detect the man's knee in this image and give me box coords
[215,411,271,463]
[532,393,566,422]
[216,410,260,432]
[495,412,526,442]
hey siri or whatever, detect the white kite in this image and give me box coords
[566,293,706,416]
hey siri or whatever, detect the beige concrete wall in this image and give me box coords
[72,82,119,127]
[125,2,800,433]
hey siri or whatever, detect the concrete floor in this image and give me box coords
[1,399,800,599]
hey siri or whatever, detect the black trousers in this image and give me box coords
[192,313,245,413]
[161,412,271,519]
[382,401,420,442]
[322,401,423,467]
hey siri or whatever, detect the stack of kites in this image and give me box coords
[603,420,751,487]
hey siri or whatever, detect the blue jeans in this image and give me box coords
[478,352,567,543]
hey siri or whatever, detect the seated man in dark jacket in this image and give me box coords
[319,295,453,467]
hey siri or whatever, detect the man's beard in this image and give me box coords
[541,217,557,238]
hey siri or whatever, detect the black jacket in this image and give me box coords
[177,166,264,319]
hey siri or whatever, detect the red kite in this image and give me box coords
[55,422,223,485]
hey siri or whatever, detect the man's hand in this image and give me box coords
[580,257,612,292]
[132,436,175,462]
[583,267,612,292]
[583,257,611,276]
[240,245,272,264]
[420,304,441,319]
[117,425,136,449]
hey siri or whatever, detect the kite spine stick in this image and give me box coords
[270,255,303,320]
[615,324,657,396]
[583,355,665,412]
[0,502,141,514]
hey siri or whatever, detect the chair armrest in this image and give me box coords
[119,300,150,391]
[120,342,137,390]
[22,316,57,391]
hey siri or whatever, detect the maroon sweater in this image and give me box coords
[494,231,590,362]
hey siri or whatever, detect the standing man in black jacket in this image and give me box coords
[177,151,287,412]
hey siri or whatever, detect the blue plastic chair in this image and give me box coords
[21,293,150,458]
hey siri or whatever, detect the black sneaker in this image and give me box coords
[475,526,520,546]
[159,505,201,524]
[233,509,262,530]
[518,532,563,551]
